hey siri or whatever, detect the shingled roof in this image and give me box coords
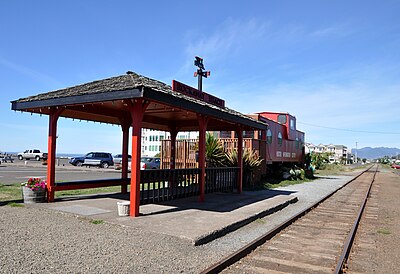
[14,72,169,103]
[11,71,266,131]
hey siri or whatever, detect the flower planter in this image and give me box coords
[117,201,130,216]
[22,186,46,204]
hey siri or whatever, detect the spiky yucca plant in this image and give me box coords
[205,133,226,167]
[226,149,263,172]
[243,149,264,173]
[225,149,238,167]
[226,148,263,187]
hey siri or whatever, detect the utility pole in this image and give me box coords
[355,142,358,164]
[194,56,210,92]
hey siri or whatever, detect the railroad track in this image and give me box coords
[201,165,378,274]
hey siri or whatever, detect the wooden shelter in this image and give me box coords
[11,72,267,217]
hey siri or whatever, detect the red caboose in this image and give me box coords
[255,112,305,165]
[217,111,305,179]
[218,111,305,169]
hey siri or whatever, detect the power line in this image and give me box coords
[297,121,400,135]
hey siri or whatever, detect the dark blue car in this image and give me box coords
[69,152,114,168]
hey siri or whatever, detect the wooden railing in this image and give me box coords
[54,167,239,204]
[140,168,200,204]
[161,139,198,169]
[218,138,257,153]
[161,138,259,169]
[139,167,239,204]
[205,167,238,193]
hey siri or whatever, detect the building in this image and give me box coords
[306,143,351,164]
[141,129,168,157]
[141,129,199,157]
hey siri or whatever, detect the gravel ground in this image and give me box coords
[206,174,355,253]
[0,172,359,273]
[0,206,218,273]
[348,167,400,273]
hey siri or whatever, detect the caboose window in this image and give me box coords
[295,137,299,149]
[278,114,287,124]
[267,129,272,144]
[290,119,295,130]
[278,132,283,146]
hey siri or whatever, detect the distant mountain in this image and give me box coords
[352,147,400,159]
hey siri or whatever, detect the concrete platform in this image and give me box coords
[41,189,298,245]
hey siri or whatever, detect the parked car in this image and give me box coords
[141,157,161,169]
[17,149,47,161]
[113,154,132,165]
[69,152,114,168]
[391,163,400,169]
[128,157,161,170]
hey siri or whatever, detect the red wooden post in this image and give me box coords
[169,129,178,170]
[121,122,130,193]
[128,99,149,217]
[236,127,243,193]
[47,107,63,202]
[197,115,208,202]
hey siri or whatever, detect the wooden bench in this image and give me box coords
[0,156,14,163]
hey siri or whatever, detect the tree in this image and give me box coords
[310,152,331,169]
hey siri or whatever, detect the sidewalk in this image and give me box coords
[41,189,298,245]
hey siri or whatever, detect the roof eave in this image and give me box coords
[143,87,266,130]
[11,88,143,111]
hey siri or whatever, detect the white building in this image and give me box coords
[141,129,169,157]
[306,143,351,164]
[141,129,199,157]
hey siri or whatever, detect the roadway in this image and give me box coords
[0,158,123,185]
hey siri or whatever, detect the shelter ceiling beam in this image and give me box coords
[66,104,126,121]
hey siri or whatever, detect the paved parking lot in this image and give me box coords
[0,158,123,185]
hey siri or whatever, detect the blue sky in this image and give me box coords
[1,1,399,154]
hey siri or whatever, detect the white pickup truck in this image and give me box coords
[17,149,48,161]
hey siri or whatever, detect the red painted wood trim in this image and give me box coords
[197,115,209,202]
[54,179,129,191]
[128,99,149,217]
[169,129,178,169]
[121,122,130,193]
[236,127,243,194]
[46,107,63,202]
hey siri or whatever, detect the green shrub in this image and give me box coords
[226,148,263,187]
[205,133,226,167]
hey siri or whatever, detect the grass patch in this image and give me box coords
[0,183,125,204]
[90,219,104,225]
[255,218,266,224]
[263,180,312,189]
[8,202,25,207]
[0,184,22,202]
[261,178,312,189]
[377,228,391,235]
[55,186,124,197]
[314,164,349,176]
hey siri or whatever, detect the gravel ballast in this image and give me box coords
[0,174,358,273]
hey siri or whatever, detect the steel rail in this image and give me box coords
[200,165,374,274]
[334,164,378,274]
